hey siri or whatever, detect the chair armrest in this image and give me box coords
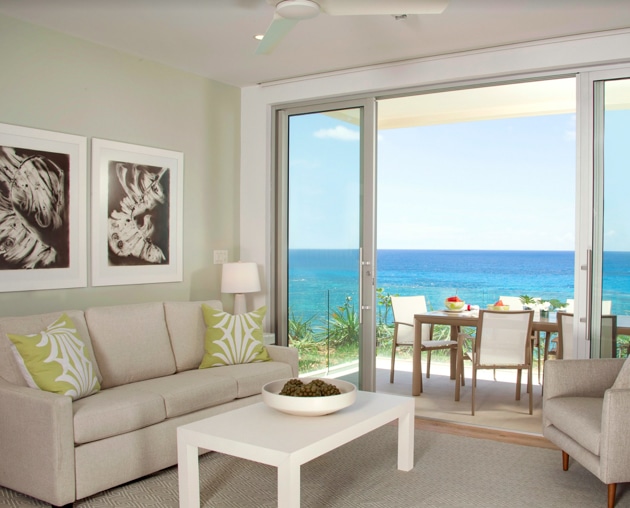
[266,345,299,377]
[600,388,630,483]
[0,378,75,506]
[543,359,624,402]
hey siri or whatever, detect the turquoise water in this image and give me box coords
[288,249,630,323]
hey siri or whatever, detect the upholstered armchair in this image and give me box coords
[543,358,630,508]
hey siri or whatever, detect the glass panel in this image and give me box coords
[599,77,630,358]
[377,79,576,376]
[287,108,362,378]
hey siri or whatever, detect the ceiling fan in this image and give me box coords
[256,0,449,55]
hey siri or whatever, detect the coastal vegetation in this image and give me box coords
[288,288,453,374]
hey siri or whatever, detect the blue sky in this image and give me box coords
[288,106,628,251]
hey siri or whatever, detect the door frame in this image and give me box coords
[577,66,630,358]
[273,98,377,390]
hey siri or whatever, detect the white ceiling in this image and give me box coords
[0,0,629,88]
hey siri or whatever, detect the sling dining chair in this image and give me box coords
[458,309,534,415]
[552,312,617,360]
[389,295,457,384]
[500,295,544,383]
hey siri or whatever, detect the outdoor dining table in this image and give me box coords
[412,310,558,397]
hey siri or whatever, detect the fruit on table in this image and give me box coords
[494,299,504,306]
[446,296,462,302]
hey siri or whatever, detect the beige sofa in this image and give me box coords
[0,300,298,507]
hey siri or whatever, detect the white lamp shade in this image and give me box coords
[221,262,261,294]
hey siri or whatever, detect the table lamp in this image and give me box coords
[221,261,261,314]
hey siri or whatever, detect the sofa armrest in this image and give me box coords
[600,387,630,483]
[543,359,624,402]
[266,345,299,377]
[0,378,76,506]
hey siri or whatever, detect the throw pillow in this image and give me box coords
[199,305,270,368]
[7,313,100,400]
[612,358,630,389]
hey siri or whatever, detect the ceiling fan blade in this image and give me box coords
[255,14,300,55]
[317,0,448,16]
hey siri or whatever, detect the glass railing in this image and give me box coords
[289,285,630,375]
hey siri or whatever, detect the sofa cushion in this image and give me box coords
[544,397,603,456]
[124,369,238,418]
[199,305,270,369]
[7,313,100,400]
[163,300,223,372]
[200,361,294,398]
[85,302,176,389]
[0,310,102,387]
[73,386,166,445]
[612,358,630,389]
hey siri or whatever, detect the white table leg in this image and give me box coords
[178,434,201,508]
[397,401,415,471]
[277,458,300,508]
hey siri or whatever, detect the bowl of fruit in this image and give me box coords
[487,299,510,311]
[262,377,357,416]
[445,296,466,311]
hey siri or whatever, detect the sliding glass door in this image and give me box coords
[275,100,376,390]
[590,71,630,358]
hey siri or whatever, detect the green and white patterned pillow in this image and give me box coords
[199,305,270,368]
[7,313,100,400]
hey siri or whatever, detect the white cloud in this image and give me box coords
[314,125,360,141]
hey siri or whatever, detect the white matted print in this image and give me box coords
[0,123,87,292]
[91,139,183,286]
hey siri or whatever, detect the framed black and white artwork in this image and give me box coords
[91,139,183,286]
[0,123,87,292]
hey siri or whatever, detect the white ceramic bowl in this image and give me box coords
[262,377,357,416]
[487,305,510,311]
[445,299,466,311]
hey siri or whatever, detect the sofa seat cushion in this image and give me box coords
[200,361,294,398]
[126,370,238,418]
[85,303,176,389]
[73,386,166,445]
[544,396,603,456]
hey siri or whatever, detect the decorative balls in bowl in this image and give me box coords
[445,297,466,311]
[262,377,357,416]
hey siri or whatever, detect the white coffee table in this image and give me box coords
[177,390,414,508]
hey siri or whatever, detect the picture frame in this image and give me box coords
[0,123,87,292]
[91,139,183,287]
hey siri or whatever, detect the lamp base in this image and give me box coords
[233,293,247,315]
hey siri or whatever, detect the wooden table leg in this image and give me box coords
[449,325,458,380]
[412,317,423,396]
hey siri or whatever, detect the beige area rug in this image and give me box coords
[374,357,544,435]
[1,425,627,508]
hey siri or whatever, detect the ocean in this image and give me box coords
[288,249,630,323]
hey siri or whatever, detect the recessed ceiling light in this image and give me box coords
[254,34,264,41]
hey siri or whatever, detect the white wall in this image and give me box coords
[240,29,630,344]
[0,15,242,315]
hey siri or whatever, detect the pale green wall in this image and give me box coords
[0,15,240,316]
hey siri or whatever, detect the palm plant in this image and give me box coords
[376,288,395,351]
[287,311,321,372]
[317,295,360,348]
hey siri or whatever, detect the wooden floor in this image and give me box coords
[413,417,558,450]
